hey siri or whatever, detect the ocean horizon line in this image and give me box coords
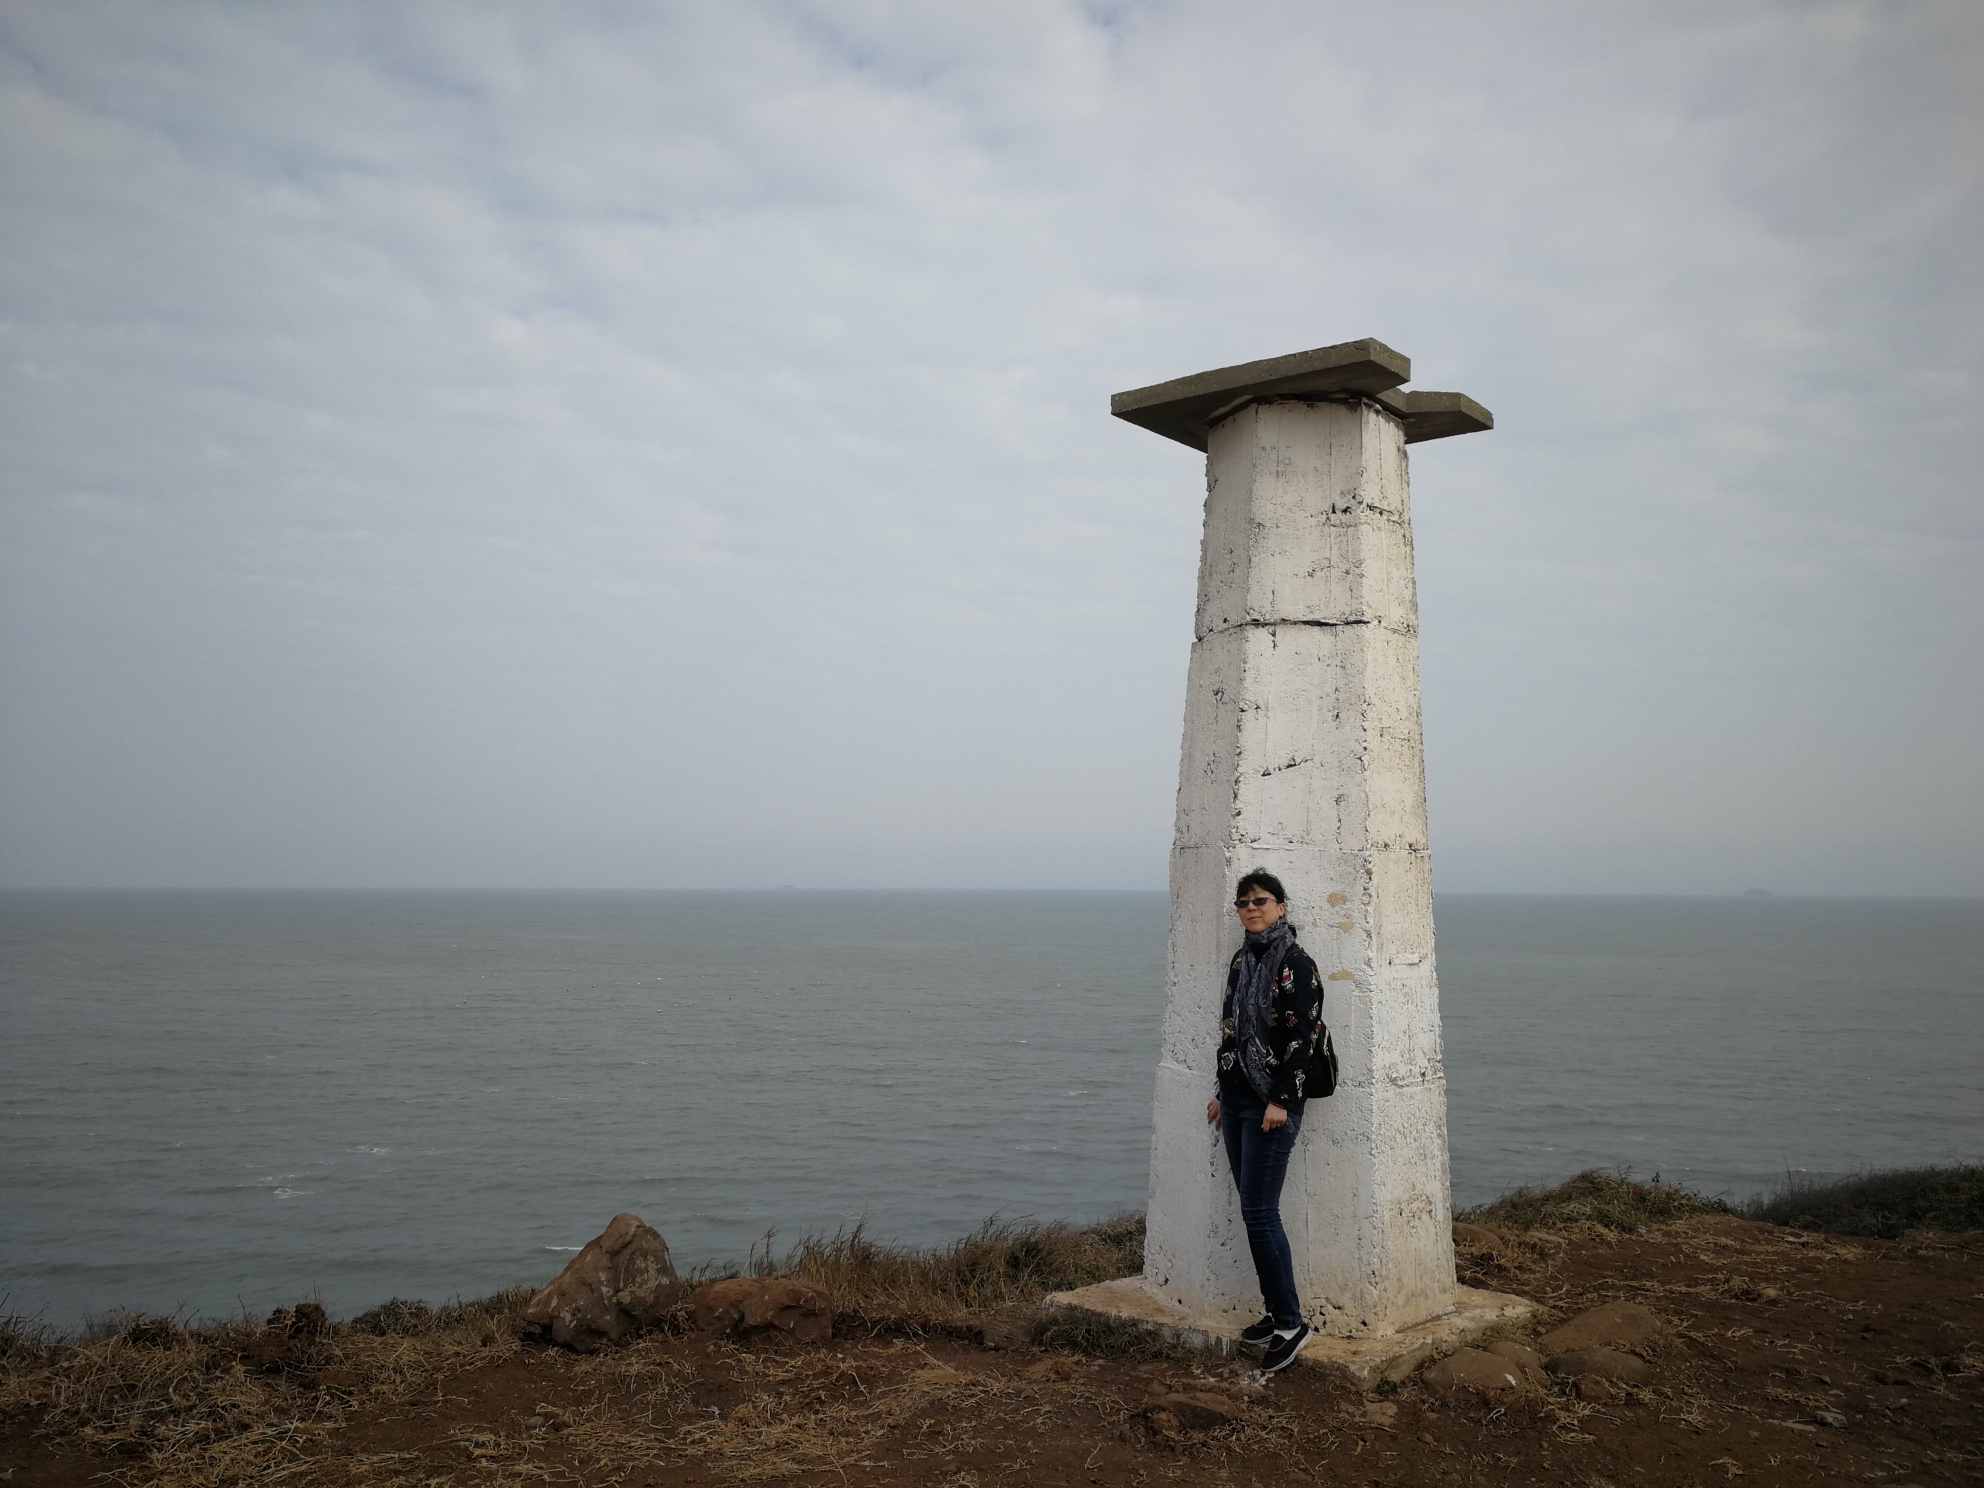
[3,885,1979,902]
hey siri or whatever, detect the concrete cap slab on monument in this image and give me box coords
[1111,336,1492,450]
[1371,388,1496,445]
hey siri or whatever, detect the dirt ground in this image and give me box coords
[4,1214,1978,1488]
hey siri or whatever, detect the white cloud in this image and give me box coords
[1,0,1979,891]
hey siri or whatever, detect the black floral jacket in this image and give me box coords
[1215,942,1327,1110]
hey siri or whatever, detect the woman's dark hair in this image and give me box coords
[1235,869,1286,904]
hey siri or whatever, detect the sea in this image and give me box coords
[3,891,1980,1333]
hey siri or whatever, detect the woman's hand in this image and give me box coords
[1262,1104,1288,1132]
[1206,1098,1221,1129]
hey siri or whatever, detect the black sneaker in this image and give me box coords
[1237,1315,1276,1346]
[1258,1322,1312,1374]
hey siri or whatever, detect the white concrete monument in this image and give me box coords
[1050,339,1532,1381]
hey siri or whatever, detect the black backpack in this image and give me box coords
[1308,1025,1339,1099]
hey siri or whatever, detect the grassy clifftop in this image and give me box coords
[3,1165,1979,1487]
[1462,1163,1984,1239]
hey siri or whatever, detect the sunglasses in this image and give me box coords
[1234,895,1278,909]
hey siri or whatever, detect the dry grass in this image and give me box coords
[11,1178,1973,1485]
[777,1212,1147,1336]
[1743,1164,1984,1238]
[560,1337,1284,1483]
[1460,1169,1736,1234]
[574,1339,1041,1482]
[1462,1164,1984,1244]
[0,1217,1157,1484]
[0,1290,535,1487]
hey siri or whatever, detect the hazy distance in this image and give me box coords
[2,2,1979,895]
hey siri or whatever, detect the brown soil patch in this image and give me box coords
[4,1217,1978,1486]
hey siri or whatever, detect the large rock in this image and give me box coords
[1545,1347,1651,1384]
[1538,1301,1662,1354]
[522,1213,687,1353]
[691,1277,833,1344]
[1422,1347,1534,1400]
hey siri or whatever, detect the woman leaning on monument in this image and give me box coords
[1204,868,1329,1374]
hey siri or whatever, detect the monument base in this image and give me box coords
[1043,1278,1538,1389]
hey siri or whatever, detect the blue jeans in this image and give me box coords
[1219,1089,1304,1328]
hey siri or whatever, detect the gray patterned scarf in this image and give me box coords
[1234,918,1299,1103]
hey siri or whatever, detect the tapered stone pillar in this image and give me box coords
[1051,339,1531,1380]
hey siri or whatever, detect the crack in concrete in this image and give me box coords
[1202,617,1376,638]
[1200,616,1419,642]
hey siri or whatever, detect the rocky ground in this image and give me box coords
[3,1201,1978,1487]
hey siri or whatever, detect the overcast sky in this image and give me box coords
[2,1,1978,895]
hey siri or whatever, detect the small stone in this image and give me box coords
[1148,1409,1182,1438]
[523,1415,547,1430]
[1811,1410,1848,1429]
[690,1277,833,1344]
[1144,1391,1244,1431]
[1362,1400,1398,1426]
[1575,1375,1616,1403]
[1422,1347,1531,1400]
[1545,1348,1651,1385]
[1418,1431,1436,1444]
[294,1302,329,1335]
[1538,1302,1662,1354]
[1482,1340,1550,1387]
[1452,1223,1505,1253]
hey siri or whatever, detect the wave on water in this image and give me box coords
[2,889,1979,1330]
